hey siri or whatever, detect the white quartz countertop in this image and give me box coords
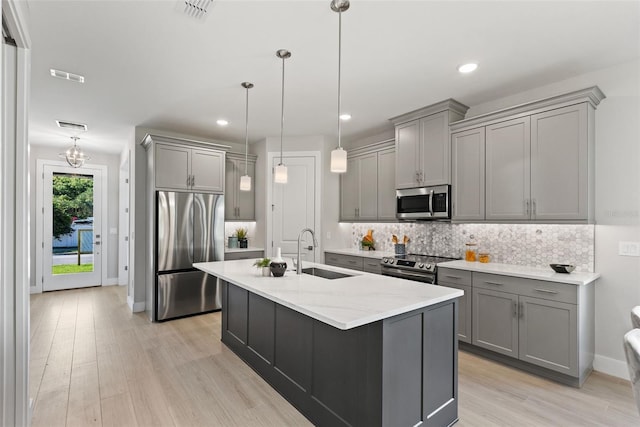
[224,247,265,254]
[324,248,395,259]
[438,260,600,286]
[194,259,463,330]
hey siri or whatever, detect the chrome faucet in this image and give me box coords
[297,228,318,274]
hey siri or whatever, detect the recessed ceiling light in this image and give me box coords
[457,63,478,74]
[50,68,85,83]
[339,114,352,121]
[216,119,229,126]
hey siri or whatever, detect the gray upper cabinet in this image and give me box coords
[339,140,396,222]
[531,104,589,221]
[485,117,531,221]
[377,148,396,220]
[391,100,469,189]
[449,86,604,223]
[451,127,485,221]
[154,141,224,192]
[225,153,256,221]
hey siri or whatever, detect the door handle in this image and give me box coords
[305,245,313,250]
[94,241,101,245]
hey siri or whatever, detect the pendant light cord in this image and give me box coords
[337,9,342,149]
[244,85,249,175]
[279,55,285,165]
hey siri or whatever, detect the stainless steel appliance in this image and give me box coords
[155,191,224,321]
[380,254,459,284]
[396,184,451,220]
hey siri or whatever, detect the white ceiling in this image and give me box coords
[27,0,640,155]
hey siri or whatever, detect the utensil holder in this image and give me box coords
[394,244,406,255]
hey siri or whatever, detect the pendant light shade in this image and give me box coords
[59,136,90,168]
[274,49,291,184]
[240,82,253,192]
[330,0,350,174]
[330,146,347,173]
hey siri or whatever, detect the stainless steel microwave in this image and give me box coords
[396,184,451,220]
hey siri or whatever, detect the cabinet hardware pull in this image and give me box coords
[445,275,462,279]
[192,176,195,186]
[534,288,558,294]
[187,176,190,186]
[525,199,530,216]
[484,281,504,286]
[532,199,537,216]
[519,301,524,319]
[513,301,518,317]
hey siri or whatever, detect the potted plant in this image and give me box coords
[235,227,248,248]
[253,258,271,276]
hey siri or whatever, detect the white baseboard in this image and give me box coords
[103,278,119,286]
[127,295,145,313]
[594,354,629,380]
[30,286,41,294]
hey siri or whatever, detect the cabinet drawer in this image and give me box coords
[363,258,382,275]
[225,250,264,261]
[473,272,577,304]
[437,268,472,286]
[324,253,364,271]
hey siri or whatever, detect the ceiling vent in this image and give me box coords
[56,120,88,132]
[181,0,214,19]
[50,68,85,83]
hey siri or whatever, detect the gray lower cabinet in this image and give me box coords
[324,252,364,271]
[438,267,472,344]
[224,250,264,260]
[363,258,382,274]
[468,271,592,385]
[221,281,459,427]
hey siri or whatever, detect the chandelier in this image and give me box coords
[60,136,90,168]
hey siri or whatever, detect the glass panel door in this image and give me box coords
[43,164,102,291]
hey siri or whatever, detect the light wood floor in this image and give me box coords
[30,286,639,427]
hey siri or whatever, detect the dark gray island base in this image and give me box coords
[221,280,459,427]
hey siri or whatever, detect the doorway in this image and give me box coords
[268,152,321,262]
[36,161,107,292]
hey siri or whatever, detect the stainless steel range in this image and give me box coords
[380,254,459,284]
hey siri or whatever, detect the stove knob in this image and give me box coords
[382,258,388,263]
[389,259,395,265]
[418,263,424,268]
[425,263,432,270]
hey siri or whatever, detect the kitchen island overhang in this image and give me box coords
[195,260,463,427]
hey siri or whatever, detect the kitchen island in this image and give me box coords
[195,259,463,427]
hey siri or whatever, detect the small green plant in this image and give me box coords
[235,227,248,239]
[253,258,271,268]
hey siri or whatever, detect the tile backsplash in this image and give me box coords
[350,223,595,272]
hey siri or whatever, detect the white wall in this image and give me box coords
[28,145,122,288]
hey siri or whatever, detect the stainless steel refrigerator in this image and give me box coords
[155,191,224,321]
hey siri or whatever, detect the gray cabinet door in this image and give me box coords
[395,120,420,189]
[485,117,531,221]
[440,283,471,343]
[451,127,485,221]
[358,153,378,220]
[530,103,588,221]
[377,148,396,220]
[155,143,190,190]
[340,157,359,220]
[518,295,578,376]
[236,159,255,220]
[191,149,224,192]
[224,158,238,219]
[420,111,449,186]
[472,287,518,357]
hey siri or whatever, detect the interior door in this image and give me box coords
[271,156,316,264]
[42,165,103,291]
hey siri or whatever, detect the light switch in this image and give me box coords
[619,241,640,257]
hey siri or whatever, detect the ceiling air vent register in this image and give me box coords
[56,120,88,132]
[181,0,214,19]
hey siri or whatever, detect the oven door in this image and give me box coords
[381,266,436,284]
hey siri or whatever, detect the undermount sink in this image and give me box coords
[302,267,353,280]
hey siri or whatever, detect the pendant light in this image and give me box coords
[59,136,90,168]
[274,49,291,184]
[240,82,253,192]
[330,0,349,174]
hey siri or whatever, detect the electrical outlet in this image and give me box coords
[619,241,640,257]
